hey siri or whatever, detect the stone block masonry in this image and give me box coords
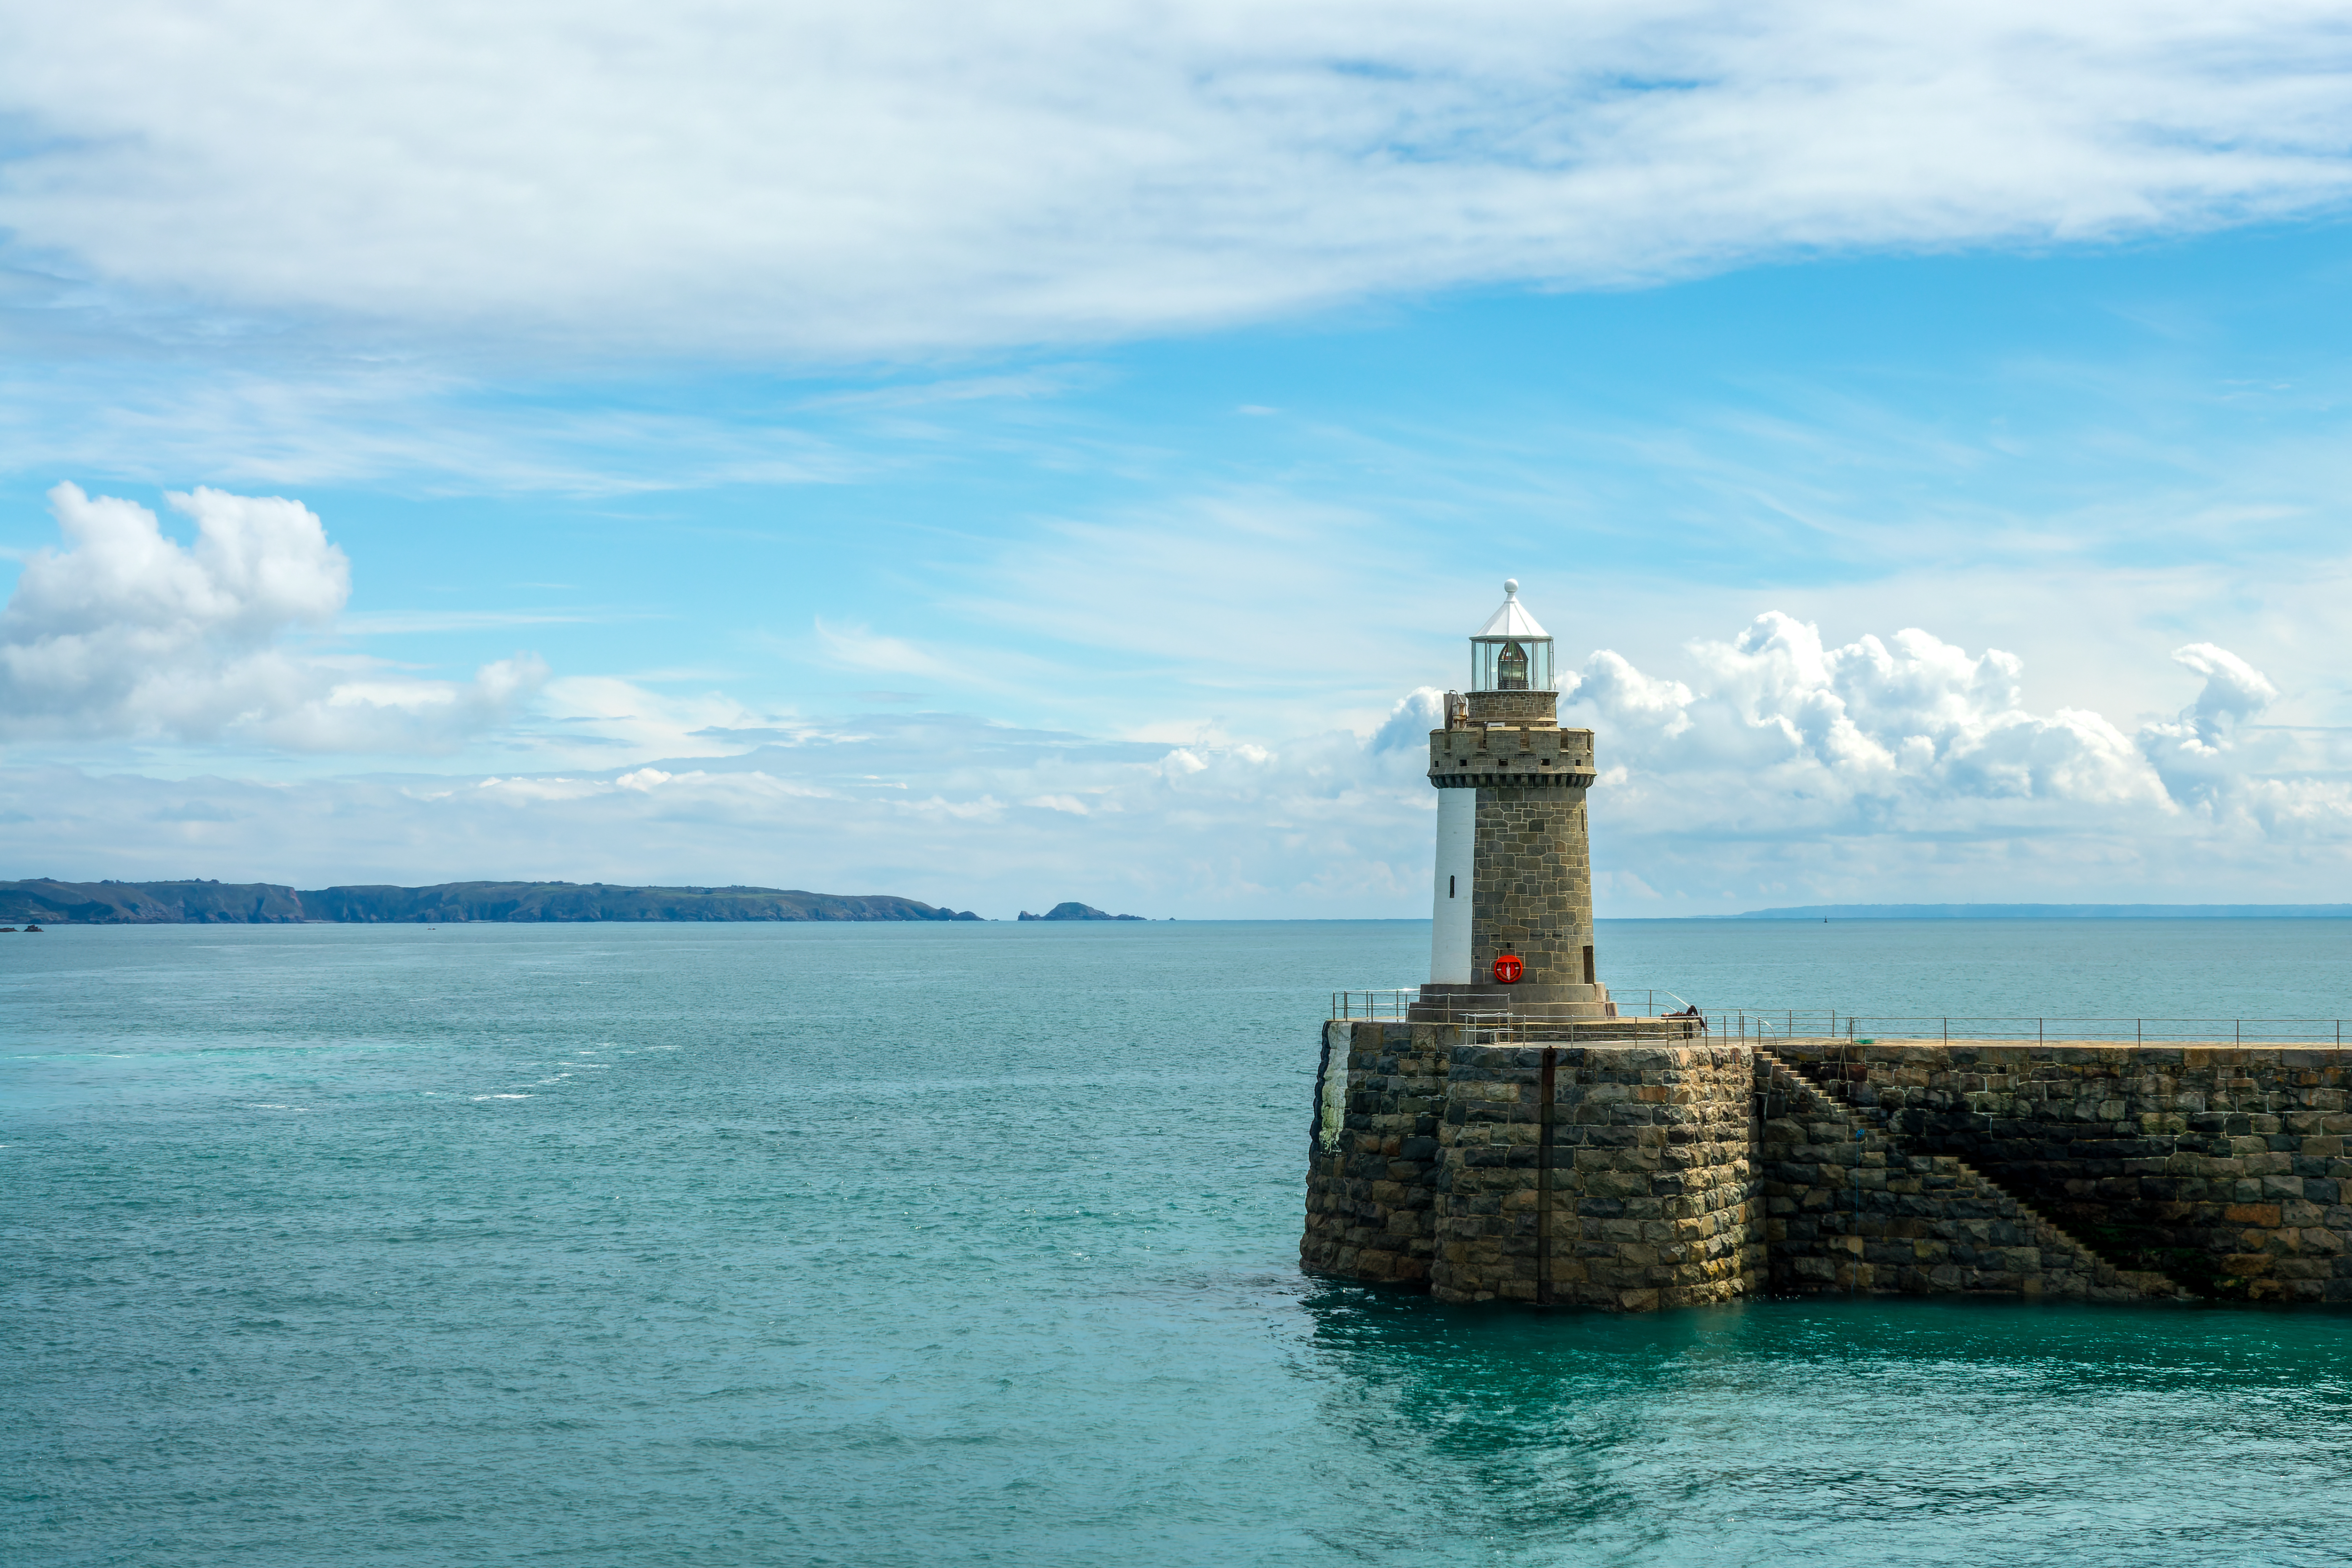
[1300,1021,1447,1285]
[1299,1029,2352,1308]
[1772,1042,2352,1303]
[1470,789,1597,996]
[1430,1041,1762,1310]
[1755,1054,2184,1301]
[1423,681,1610,1014]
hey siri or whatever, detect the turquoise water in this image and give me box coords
[6,919,2351,1566]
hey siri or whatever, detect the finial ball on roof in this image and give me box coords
[1504,578,1518,596]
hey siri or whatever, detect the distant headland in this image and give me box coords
[0,879,984,924]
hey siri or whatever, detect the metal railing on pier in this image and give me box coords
[1331,989,1418,1019]
[1330,986,1693,1019]
[1330,994,2352,1047]
[1722,1011,2352,1045]
[1442,1016,1711,1047]
[1327,989,1710,1046]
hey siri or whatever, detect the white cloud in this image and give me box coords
[5,483,347,648]
[535,675,780,761]
[0,483,545,751]
[1574,653,1695,741]
[7,3,2352,358]
[1369,689,1446,753]
[0,363,861,495]
[1568,612,2177,820]
[1560,613,2352,902]
[2132,640,2352,830]
[810,619,968,684]
[2164,641,2280,746]
[4,611,2348,913]
[252,652,551,753]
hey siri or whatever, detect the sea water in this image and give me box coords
[5,919,2350,1567]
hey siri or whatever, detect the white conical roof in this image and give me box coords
[1472,578,1549,640]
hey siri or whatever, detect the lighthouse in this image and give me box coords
[1414,580,1612,1021]
[1305,581,1762,1308]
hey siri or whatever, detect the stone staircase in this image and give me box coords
[1754,1049,2193,1302]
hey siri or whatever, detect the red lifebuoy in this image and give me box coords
[1493,953,1524,984]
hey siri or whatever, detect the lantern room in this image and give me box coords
[1469,579,1553,693]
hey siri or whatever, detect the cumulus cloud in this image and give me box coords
[7,4,2352,357]
[2164,641,2280,747]
[2131,640,2352,831]
[14,633,2349,915]
[1566,612,2175,829]
[1536,610,2352,903]
[1573,653,1695,742]
[0,483,545,750]
[1370,688,1446,753]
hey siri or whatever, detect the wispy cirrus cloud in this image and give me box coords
[0,365,860,494]
[7,2,2352,362]
[338,610,618,635]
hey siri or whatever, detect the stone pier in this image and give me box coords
[1301,1023,2352,1307]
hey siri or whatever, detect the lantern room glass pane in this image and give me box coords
[1471,638,1554,692]
[1498,641,1528,689]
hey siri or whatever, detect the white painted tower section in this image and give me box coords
[1428,786,1474,983]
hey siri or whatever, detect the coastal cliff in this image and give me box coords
[0,879,984,924]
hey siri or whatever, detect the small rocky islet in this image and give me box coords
[1014,901,1149,922]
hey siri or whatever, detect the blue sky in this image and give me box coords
[5,4,2352,916]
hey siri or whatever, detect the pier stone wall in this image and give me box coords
[1303,1029,2352,1308]
[1755,1054,2184,1301]
[1300,1021,1445,1285]
[1428,1043,1762,1310]
[1772,1043,2352,1304]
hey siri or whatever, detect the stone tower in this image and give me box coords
[1412,580,1612,1022]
